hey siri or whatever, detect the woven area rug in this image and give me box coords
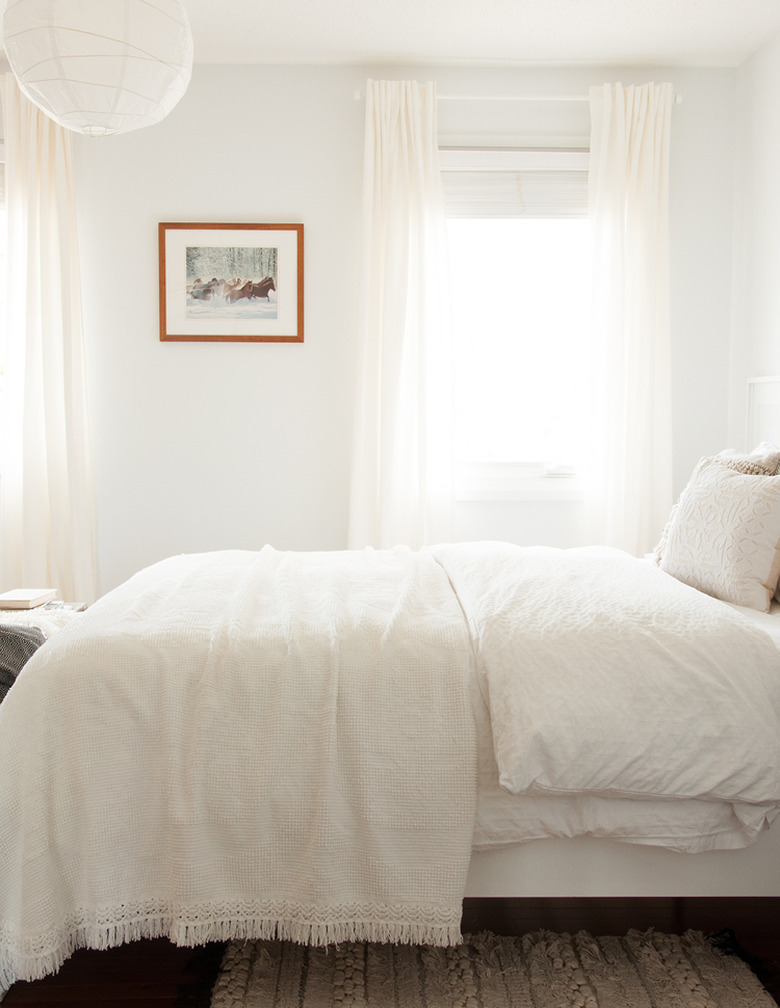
[209,929,775,1007]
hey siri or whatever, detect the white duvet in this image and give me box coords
[433,543,780,831]
[0,541,778,994]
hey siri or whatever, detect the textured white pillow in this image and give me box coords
[659,456,780,611]
[652,443,780,565]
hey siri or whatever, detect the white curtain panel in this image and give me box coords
[586,82,675,557]
[0,74,97,602]
[348,79,453,549]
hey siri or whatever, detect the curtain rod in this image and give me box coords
[439,92,682,104]
[353,90,682,104]
[439,93,589,102]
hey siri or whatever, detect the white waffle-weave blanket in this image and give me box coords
[0,547,477,992]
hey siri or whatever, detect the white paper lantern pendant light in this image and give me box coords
[3,0,193,136]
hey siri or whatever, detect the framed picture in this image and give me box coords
[158,222,303,342]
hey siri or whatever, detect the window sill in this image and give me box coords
[455,462,584,502]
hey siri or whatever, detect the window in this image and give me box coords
[441,148,591,499]
[0,144,5,442]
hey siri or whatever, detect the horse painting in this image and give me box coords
[250,277,276,301]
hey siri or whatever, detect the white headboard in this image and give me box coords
[747,376,780,449]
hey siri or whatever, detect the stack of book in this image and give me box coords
[0,589,58,610]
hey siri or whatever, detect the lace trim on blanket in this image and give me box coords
[0,899,464,993]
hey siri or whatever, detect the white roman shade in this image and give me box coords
[440,148,589,218]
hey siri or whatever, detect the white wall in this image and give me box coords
[72,62,739,593]
[76,65,365,592]
[730,31,780,444]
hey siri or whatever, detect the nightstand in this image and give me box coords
[0,601,86,637]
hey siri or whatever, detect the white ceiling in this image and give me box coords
[0,1,778,69]
[179,0,780,68]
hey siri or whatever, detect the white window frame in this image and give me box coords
[441,146,589,502]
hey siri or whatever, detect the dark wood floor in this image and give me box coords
[1,939,226,1007]
[3,898,779,1006]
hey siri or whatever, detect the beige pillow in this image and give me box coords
[659,456,780,611]
[718,441,780,475]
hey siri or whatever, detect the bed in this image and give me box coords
[0,447,779,995]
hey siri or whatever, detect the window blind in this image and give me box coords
[440,148,589,219]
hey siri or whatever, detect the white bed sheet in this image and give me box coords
[729,598,780,647]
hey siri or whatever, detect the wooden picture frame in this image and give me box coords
[158,222,304,342]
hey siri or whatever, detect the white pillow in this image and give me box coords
[659,456,780,611]
[652,443,780,565]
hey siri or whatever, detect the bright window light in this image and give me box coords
[446,216,592,472]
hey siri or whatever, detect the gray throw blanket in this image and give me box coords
[0,625,44,702]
